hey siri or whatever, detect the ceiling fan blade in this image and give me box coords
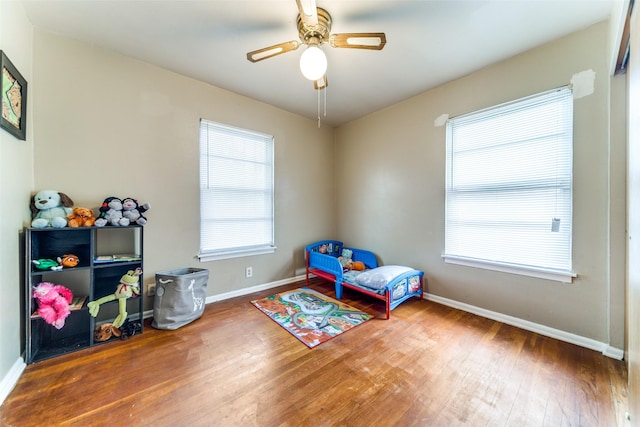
[314,75,328,90]
[296,0,318,26]
[329,33,387,50]
[246,41,300,63]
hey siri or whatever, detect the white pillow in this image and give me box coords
[354,265,413,290]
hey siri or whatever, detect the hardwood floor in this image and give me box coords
[1,278,628,426]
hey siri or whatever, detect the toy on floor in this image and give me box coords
[30,190,74,228]
[87,268,142,328]
[33,282,73,329]
[67,207,96,227]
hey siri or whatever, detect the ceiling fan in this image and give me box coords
[246,0,387,90]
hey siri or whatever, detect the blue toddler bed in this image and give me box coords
[305,240,424,319]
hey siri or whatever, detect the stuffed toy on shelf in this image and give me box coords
[58,254,79,268]
[32,259,62,271]
[122,198,150,225]
[30,190,74,228]
[67,207,96,227]
[94,319,142,342]
[33,282,73,329]
[119,319,142,339]
[94,323,121,342]
[87,268,142,328]
[95,197,129,227]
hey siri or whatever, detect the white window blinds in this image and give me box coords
[444,87,574,281]
[199,119,275,260]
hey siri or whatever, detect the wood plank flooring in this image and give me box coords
[0,278,628,426]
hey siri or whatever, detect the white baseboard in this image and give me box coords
[425,292,624,360]
[0,357,26,406]
[205,274,306,303]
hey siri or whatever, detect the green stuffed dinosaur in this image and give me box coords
[88,268,142,328]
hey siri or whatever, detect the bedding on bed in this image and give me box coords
[353,265,414,290]
[342,266,421,296]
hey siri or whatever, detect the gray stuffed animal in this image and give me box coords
[95,196,130,227]
[122,197,150,225]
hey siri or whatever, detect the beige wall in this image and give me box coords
[31,30,336,303]
[0,0,34,402]
[335,21,625,349]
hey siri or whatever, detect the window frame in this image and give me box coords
[442,87,576,283]
[198,119,276,262]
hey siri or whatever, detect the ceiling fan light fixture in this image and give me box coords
[299,45,327,81]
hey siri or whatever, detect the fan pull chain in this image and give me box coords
[316,86,327,128]
[324,85,327,117]
[317,88,321,128]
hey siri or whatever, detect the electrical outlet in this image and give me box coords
[245,267,253,278]
[148,283,156,296]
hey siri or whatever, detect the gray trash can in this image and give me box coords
[152,268,209,330]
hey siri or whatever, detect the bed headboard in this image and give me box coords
[305,240,343,257]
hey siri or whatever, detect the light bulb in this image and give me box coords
[299,46,327,81]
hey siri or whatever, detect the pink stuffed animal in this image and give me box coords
[33,282,73,329]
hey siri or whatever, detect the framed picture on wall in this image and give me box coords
[1,50,27,140]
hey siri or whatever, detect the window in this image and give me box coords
[199,119,275,261]
[444,87,575,282]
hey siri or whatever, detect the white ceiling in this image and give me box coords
[21,0,616,127]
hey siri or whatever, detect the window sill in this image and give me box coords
[199,246,276,262]
[442,255,576,283]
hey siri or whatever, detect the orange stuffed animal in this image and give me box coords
[350,261,366,271]
[67,207,96,227]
